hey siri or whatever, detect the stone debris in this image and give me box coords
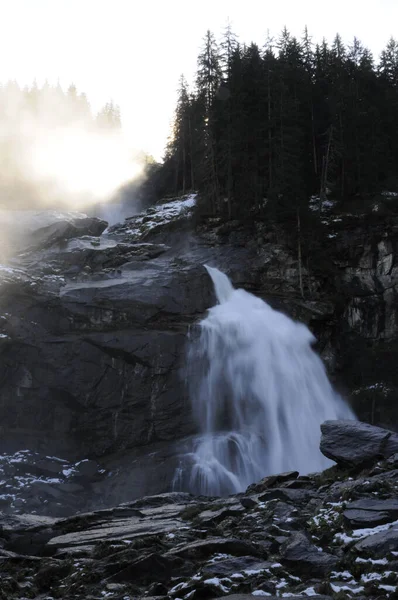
[0,421,397,599]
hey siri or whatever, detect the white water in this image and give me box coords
[180,266,355,496]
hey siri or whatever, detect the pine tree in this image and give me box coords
[220,20,238,80]
[196,30,223,213]
[379,37,398,84]
[169,75,192,194]
[147,28,398,218]
[96,101,122,130]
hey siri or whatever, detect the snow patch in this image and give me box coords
[334,519,398,544]
[300,587,318,596]
[355,557,388,565]
[330,583,364,594]
[203,577,230,593]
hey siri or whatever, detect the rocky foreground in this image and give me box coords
[1,420,398,600]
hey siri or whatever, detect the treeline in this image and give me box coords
[0,80,122,132]
[152,27,398,221]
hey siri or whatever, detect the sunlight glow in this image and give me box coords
[28,128,142,208]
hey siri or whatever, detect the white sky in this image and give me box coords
[0,0,397,160]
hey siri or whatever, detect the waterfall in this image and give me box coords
[176,266,355,496]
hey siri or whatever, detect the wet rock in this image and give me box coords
[272,501,300,522]
[166,537,263,559]
[202,556,272,577]
[3,198,398,517]
[353,526,398,556]
[282,532,338,576]
[110,552,178,583]
[30,481,65,500]
[240,497,258,509]
[246,471,299,494]
[74,459,100,478]
[343,498,398,528]
[388,452,398,465]
[258,488,315,504]
[35,559,72,591]
[270,535,289,552]
[27,217,108,250]
[320,420,398,466]
[198,505,245,525]
[14,456,66,478]
[130,491,194,508]
[47,513,183,550]
[147,582,169,596]
[0,443,397,599]
[56,482,85,493]
[219,596,332,600]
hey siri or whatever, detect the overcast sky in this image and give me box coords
[1,0,397,160]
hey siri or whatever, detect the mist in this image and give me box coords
[0,81,143,212]
[0,81,146,261]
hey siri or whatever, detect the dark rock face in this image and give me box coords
[26,217,108,250]
[246,471,299,494]
[219,597,332,600]
[258,488,316,505]
[320,420,398,466]
[202,556,272,577]
[0,199,273,502]
[281,532,338,576]
[2,199,398,507]
[0,205,218,499]
[354,528,398,557]
[0,449,104,517]
[343,498,398,528]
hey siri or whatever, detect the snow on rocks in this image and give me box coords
[108,194,197,241]
[0,450,103,516]
[0,421,397,598]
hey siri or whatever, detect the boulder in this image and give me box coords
[258,488,315,504]
[27,217,108,250]
[219,597,332,600]
[320,420,398,466]
[110,552,178,583]
[282,532,338,576]
[166,537,263,559]
[246,471,299,494]
[74,459,100,479]
[353,526,398,556]
[197,505,245,525]
[343,498,398,528]
[240,497,258,509]
[202,556,272,577]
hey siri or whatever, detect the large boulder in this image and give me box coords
[281,532,338,576]
[320,420,398,466]
[26,217,108,250]
[353,527,398,557]
[343,498,398,528]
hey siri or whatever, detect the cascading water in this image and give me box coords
[176,265,355,497]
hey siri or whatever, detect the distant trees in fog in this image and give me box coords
[0,81,122,207]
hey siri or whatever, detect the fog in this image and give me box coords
[0,81,143,209]
[0,81,144,260]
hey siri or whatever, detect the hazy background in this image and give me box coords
[0,0,396,238]
[1,0,396,160]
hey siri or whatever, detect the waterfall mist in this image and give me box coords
[175,266,355,496]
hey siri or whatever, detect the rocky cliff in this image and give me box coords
[1,196,398,506]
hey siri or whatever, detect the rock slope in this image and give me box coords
[1,197,398,505]
[0,420,397,600]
